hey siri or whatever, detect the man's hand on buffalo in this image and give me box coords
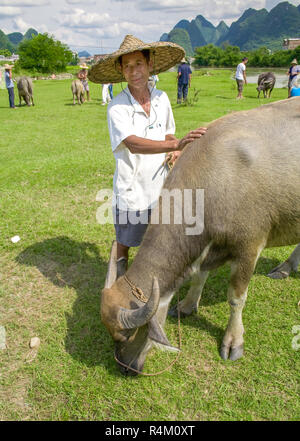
[177,127,207,151]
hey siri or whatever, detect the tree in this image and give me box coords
[18,33,73,73]
[69,53,79,66]
[0,49,11,57]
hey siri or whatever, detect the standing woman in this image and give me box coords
[88,35,207,277]
[4,64,16,109]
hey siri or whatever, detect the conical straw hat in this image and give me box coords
[88,34,185,84]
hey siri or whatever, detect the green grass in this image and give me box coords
[0,69,299,421]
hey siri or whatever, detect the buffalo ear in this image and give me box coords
[148,316,180,353]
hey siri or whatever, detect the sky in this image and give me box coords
[1,0,300,54]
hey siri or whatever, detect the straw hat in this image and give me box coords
[88,34,185,84]
[3,64,13,70]
[79,63,89,69]
[291,58,298,65]
[181,58,187,63]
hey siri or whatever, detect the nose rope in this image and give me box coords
[114,290,182,376]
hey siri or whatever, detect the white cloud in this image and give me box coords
[0,0,49,6]
[65,0,96,4]
[59,8,110,28]
[13,17,31,32]
[0,6,21,17]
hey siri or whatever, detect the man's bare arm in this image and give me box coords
[123,128,207,154]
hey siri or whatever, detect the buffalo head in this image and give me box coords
[101,241,178,375]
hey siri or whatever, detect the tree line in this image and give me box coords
[3,33,300,74]
[193,44,300,67]
[1,33,77,74]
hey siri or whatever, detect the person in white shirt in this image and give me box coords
[88,35,207,277]
[235,57,248,99]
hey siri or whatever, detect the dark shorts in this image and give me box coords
[113,207,152,247]
[236,79,244,92]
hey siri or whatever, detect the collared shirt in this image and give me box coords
[235,63,246,80]
[178,63,192,84]
[107,86,175,211]
[5,71,14,89]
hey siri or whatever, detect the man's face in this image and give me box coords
[121,51,151,90]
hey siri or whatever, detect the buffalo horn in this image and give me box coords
[118,277,160,329]
[104,240,117,289]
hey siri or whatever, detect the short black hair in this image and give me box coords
[242,57,248,62]
[118,49,150,66]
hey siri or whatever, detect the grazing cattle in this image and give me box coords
[101,98,300,375]
[17,76,34,106]
[71,79,85,105]
[268,244,300,279]
[257,72,276,98]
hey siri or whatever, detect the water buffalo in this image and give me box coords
[101,97,300,375]
[71,79,84,105]
[17,76,34,106]
[257,72,276,98]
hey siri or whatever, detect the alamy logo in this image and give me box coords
[96,188,204,236]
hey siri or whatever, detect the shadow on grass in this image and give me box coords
[16,236,119,375]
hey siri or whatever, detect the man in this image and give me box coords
[88,35,207,277]
[4,64,16,109]
[101,83,112,105]
[287,59,300,98]
[77,63,90,101]
[235,57,248,99]
[177,58,192,104]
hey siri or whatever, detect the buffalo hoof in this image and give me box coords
[220,343,244,361]
[267,270,289,279]
[168,305,189,318]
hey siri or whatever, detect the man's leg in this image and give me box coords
[183,83,189,101]
[8,87,15,108]
[177,83,183,104]
[117,242,129,279]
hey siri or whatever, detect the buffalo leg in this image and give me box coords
[268,244,300,279]
[168,270,209,317]
[220,251,260,361]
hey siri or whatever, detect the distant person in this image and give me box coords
[101,83,112,105]
[108,83,113,100]
[177,58,192,104]
[77,63,90,101]
[4,64,16,109]
[287,59,300,98]
[235,57,248,99]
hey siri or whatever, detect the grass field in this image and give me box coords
[0,69,299,421]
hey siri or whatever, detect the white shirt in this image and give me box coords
[107,86,175,211]
[235,62,246,80]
